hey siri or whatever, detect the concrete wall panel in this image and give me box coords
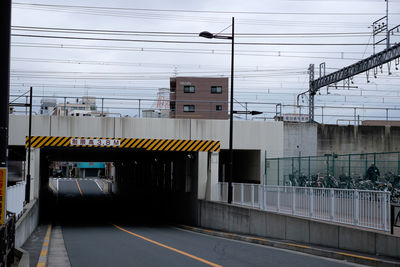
[248,209,268,237]
[264,213,286,240]
[338,226,376,254]
[375,233,400,258]
[284,123,317,157]
[309,221,339,248]
[285,216,310,243]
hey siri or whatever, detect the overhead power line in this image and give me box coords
[11,33,385,46]
[11,25,372,38]
[12,2,400,16]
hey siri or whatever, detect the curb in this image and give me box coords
[36,224,52,267]
[178,225,400,267]
[15,247,29,267]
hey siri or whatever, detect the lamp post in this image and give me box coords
[200,17,234,204]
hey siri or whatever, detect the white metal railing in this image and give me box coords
[6,182,26,218]
[218,182,390,232]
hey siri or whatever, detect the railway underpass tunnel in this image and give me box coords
[34,146,219,226]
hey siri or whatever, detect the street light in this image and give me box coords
[200,17,234,204]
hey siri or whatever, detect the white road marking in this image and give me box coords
[94,179,104,193]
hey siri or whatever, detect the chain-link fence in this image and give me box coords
[265,152,400,203]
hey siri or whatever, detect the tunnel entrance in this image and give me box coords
[38,146,201,226]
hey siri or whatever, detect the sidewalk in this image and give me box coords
[21,224,70,267]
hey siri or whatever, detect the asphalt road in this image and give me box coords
[55,179,360,267]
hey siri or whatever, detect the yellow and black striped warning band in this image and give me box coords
[25,136,220,152]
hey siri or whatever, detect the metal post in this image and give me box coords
[330,189,335,221]
[264,151,267,186]
[308,156,311,185]
[277,158,280,186]
[292,187,296,215]
[298,151,301,181]
[0,1,11,164]
[25,87,32,203]
[326,155,330,187]
[386,108,389,123]
[138,99,141,118]
[251,184,255,207]
[63,97,66,116]
[277,187,280,212]
[386,0,390,49]
[354,190,359,226]
[321,106,324,124]
[383,192,388,231]
[308,64,315,122]
[309,188,314,218]
[227,17,235,204]
[245,102,248,120]
[291,157,294,185]
[348,154,351,189]
[217,182,221,201]
[101,98,104,117]
[0,0,11,225]
[240,183,244,205]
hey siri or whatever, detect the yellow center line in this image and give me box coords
[284,243,311,249]
[75,179,83,196]
[112,224,222,267]
[337,252,377,261]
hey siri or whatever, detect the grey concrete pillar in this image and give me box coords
[197,151,208,199]
[207,152,219,201]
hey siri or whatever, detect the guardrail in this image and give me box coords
[218,182,391,232]
[0,213,15,267]
[6,182,25,218]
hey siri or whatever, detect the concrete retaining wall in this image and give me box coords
[198,200,400,259]
[15,199,39,248]
[318,124,400,155]
[282,123,400,157]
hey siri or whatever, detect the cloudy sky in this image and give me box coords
[9,0,400,122]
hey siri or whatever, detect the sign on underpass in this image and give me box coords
[25,136,220,152]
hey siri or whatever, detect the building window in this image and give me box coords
[183,105,195,112]
[184,86,195,93]
[211,86,222,94]
[216,105,222,111]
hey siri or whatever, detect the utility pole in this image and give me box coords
[386,0,390,49]
[308,64,315,122]
[25,88,33,203]
[0,0,11,224]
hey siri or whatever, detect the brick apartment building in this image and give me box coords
[170,77,228,120]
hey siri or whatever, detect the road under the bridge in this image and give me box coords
[24,177,360,267]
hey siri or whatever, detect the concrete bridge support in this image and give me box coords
[25,148,40,201]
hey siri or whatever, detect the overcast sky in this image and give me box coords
[9,0,400,121]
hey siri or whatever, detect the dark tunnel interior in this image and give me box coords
[39,147,200,227]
